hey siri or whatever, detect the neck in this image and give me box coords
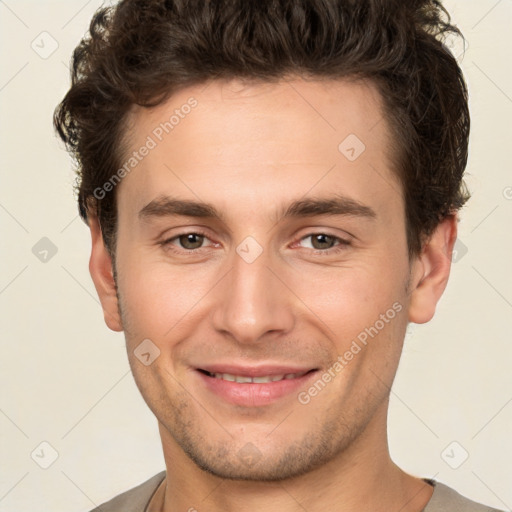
[155,405,433,512]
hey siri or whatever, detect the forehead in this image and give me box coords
[126,75,388,153]
[118,76,402,223]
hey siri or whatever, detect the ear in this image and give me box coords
[408,215,458,324]
[88,214,123,332]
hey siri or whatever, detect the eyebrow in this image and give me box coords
[138,194,377,223]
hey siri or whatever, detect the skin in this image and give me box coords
[88,76,457,511]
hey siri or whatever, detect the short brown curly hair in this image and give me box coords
[54,0,470,259]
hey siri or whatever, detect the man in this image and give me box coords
[54,0,504,510]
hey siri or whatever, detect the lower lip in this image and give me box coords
[195,370,319,407]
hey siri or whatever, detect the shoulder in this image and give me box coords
[425,480,505,512]
[88,471,166,512]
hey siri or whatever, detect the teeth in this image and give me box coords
[234,375,252,383]
[252,375,276,383]
[211,372,305,383]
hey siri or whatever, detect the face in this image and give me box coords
[90,76,453,481]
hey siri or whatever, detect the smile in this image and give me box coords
[195,368,319,406]
[202,370,310,383]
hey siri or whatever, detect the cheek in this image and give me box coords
[116,253,217,342]
[288,264,409,386]
[285,260,405,336]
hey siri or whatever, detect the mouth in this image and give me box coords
[194,366,320,406]
[197,368,315,383]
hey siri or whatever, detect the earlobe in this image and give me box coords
[88,215,124,332]
[408,215,458,324]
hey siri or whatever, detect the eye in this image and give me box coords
[176,233,206,250]
[297,233,350,252]
[304,234,336,250]
[161,231,216,252]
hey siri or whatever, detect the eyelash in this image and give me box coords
[160,230,351,256]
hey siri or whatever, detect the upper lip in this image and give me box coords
[196,364,318,377]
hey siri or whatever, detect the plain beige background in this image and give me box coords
[0,1,511,511]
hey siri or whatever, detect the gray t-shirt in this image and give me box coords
[89,471,504,512]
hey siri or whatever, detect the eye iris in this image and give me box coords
[311,234,335,250]
[179,233,204,249]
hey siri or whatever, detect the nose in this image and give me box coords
[211,244,295,344]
